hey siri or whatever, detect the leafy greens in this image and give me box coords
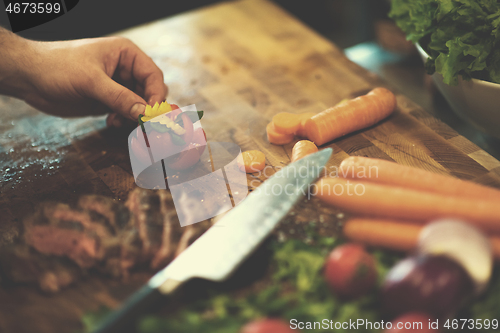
[389,0,500,85]
[81,237,400,333]
[82,234,500,333]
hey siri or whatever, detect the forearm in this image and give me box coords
[0,27,36,98]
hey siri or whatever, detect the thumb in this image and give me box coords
[90,74,146,120]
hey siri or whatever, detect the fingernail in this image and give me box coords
[130,103,145,119]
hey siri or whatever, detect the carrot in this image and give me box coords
[344,217,500,260]
[305,87,397,145]
[272,112,302,135]
[295,112,316,137]
[339,156,500,201]
[237,150,266,173]
[291,140,318,163]
[315,177,500,232]
[343,218,422,252]
[266,122,294,145]
[295,100,348,137]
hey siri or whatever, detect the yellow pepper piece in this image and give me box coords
[158,102,172,114]
[151,102,160,116]
[142,101,175,122]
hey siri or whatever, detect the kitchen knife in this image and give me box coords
[93,148,332,333]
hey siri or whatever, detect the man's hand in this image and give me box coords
[0,29,168,125]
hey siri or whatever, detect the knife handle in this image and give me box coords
[93,279,182,333]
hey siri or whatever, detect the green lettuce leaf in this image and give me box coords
[390,0,500,85]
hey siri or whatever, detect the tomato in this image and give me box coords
[165,142,205,170]
[147,130,179,159]
[169,104,182,119]
[164,127,207,170]
[178,112,194,145]
[323,243,377,299]
[385,313,437,333]
[240,319,295,333]
[136,105,206,171]
[192,127,207,146]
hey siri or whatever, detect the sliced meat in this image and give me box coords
[150,191,180,269]
[117,227,143,277]
[3,187,214,292]
[78,195,141,277]
[38,260,82,293]
[149,212,174,270]
[23,204,108,268]
[0,244,82,293]
[33,202,111,240]
[24,224,98,268]
[22,198,141,280]
[126,188,214,269]
[95,227,142,279]
[125,188,149,256]
[78,195,131,234]
[125,188,165,260]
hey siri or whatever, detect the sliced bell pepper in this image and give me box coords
[135,102,206,170]
[165,143,205,170]
[165,128,207,170]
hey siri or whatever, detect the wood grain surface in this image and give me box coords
[1,0,500,332]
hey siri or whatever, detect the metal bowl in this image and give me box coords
[416,43,500,139]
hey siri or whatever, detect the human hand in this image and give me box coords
[2,33,167,124]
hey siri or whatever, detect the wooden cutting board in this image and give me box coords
[1,0,500,332]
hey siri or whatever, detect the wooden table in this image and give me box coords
[1,0,500,332]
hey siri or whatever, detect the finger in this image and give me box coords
[27,94,111,118]
[135,84,145,99]
[113,66,136,92]
[134,82,167,105]
[144,73,168,106]
[90,73,146,121]
[117,44,167,106]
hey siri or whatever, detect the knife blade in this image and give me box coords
[94,148,332,333]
